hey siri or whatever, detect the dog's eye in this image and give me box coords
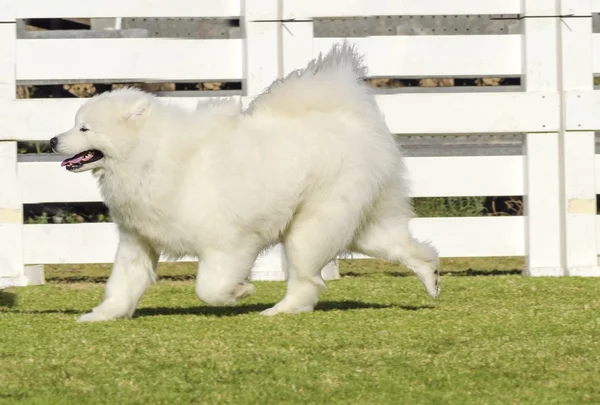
[80,127,89,132]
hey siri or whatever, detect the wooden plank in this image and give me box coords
[23,216,524,264]
[242,0,279,97]
[16,38,242,82]
[24,223,120,264]
[409,217,524,257]
[596,216,600,253]
[18,155,524,204]
[0,143,25,279]
[406,156,524,197]
[595,155,600,193]
[19,161,102,203]
[12,0,240,19]
[558,9,598,272]
[0,24,15,97]
[566,90,600,131]
[0,0,14,21]
[0,21,25,282]
[521,0,563,276]
[0,91,559,141]
[590,34,600,74]
[283,0,521,18]
[314,35,522,77]
[376,92,560,135]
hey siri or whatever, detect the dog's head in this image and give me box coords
[50,88,154,173]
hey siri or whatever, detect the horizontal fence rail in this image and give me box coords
[3,0,241,19]
[281,0,522,18]
[16,39,243,82]
[0,92,559,141]
[22,217,526,265]
[314,36,522,77]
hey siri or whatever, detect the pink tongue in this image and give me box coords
[61,154,86,167]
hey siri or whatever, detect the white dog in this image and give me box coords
[51,43,440,322]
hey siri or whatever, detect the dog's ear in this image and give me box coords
[126,97,151,121]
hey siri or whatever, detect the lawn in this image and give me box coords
[1,258,599,405]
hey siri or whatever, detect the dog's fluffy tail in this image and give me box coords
[302,41,367,79]
[246,41,377,117]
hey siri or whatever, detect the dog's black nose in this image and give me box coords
[50,137,58,150]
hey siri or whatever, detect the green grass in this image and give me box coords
[1,258,599,405]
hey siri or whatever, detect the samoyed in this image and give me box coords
[51,43,440,322]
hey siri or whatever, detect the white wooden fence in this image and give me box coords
[1,0,600,287]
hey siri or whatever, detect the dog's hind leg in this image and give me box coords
[261,202,360,316]
[78,230,159,322]
[195,246,259,306]
[353,214,440,298]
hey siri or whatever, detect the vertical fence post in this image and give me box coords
[279,0,314,77]
[558,0,600,276]
[241,0,280,101]
[522,0,564,276]
[0,1,26,288]
[242,0,286,281]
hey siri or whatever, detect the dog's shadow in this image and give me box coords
[134,300,433,318]
[7,301,434,318]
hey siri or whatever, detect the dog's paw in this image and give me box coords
[77,311,113,323]
[260,302,315,316]
[260,306,282,317]
[197,282,256,306]
[427,268,441,299]
[233,282,256,301]
[77,302,134,323]
[415,267,441,299]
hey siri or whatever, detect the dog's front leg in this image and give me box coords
[77,229,158,323]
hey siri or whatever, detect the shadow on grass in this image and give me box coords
[317,300,432,312]
[343,269,522,278]
[446,269,522,277]
[135,303,273,317]
[0,291,16,308]
[47,275,197,284]
[134,300,433,318]
[8,309,81,315]
[6,301,434,317]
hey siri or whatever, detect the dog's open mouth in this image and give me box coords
[61,150,104,171]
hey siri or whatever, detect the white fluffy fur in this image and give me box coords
[52,43,440,322]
